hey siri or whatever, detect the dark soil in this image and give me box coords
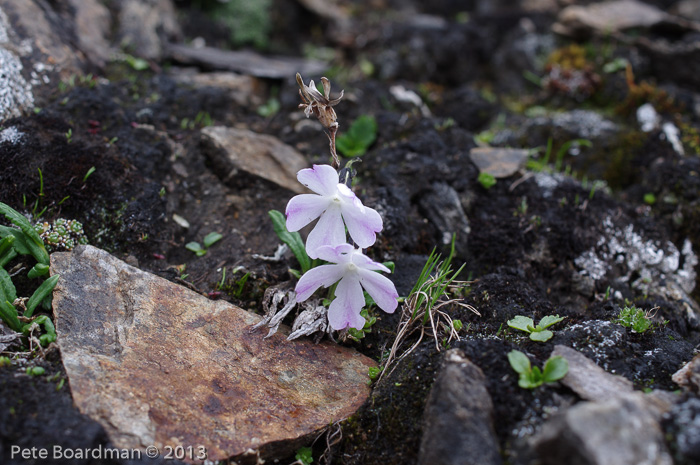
[2,0,700,464]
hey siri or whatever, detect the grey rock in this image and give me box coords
[492,18,556,93]
[51,245,376,462]
[418,349,501,465]
[666,397,700,462]
[67,0,112,67]
[551,345,634,402]
[553,0,698,37]
[200,126,309,194]
[534,397,673,465]
[117,0,181,61]
[166,43,327,79]
[418,182,470,251]
[672,0,700,21]
[169,70,262,107]
[636,36,700,92]
[550,110,619,141]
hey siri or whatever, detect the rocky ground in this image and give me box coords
[1,0,700,464]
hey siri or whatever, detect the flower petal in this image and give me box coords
[358,268,399,314]
[295,264,344,302]
[297,165,339,196]
[305,206,346,258]
[355,255,391,273]
[328,275,365,330]
[285,194,330,232]
[315,243,355,264]
[341,196,383,249]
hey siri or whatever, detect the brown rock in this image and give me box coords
[51,245,375,462]
[673,354,700,392]
[201,126,309,194]
[469,147,529,178]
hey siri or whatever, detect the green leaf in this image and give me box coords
[25,274,59,318]
[507,316,534,333]
[203,232,223,248]
[477,172,497,189]
[0,225,31,256]
[295,446,313,465]
[336,115,377,157]
[23,315,57,346]
[0,235,14,258]
[518,366,544,389]
[0,266,17,304]
[529,330,553,342]
[0,300,21,332]
[542,356,569,383]
[0,248,17,268]
[268,210,311,273]
[382,261,395,273]
[507,350,531,374]
[27,263,50,279]
[0,202,49,265]
[185,242,203,253]
[26,366,45,376]
[537,315,565,330]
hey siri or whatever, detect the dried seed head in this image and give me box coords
[296,73,344,130]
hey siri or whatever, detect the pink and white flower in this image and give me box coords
[294,244,399,330]
[285,164,383,258]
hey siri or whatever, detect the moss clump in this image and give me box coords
[616,65,679,116]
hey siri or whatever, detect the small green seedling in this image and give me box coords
[26,366,45,377]
[295,446,313,465]
[368,366,382,380]
[336,115,377,157]
[257,97,280,117]
[477,172,497,189]
[643,193,656,205]
[347,307,377,341]
[508,350,568,389]
[616,305,652,333]
[507,315,565,342]
[0,356,11,367]
[186,232,223,257]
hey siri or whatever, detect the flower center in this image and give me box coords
[332,194,342,204]
[346,263,357,272]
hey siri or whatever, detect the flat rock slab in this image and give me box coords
[166,43,327,79]
[469,147,528,178]
[201,126,309,194]
[552,345,633,402]
[51,245,374,462]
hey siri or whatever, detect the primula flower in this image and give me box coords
[295,244,399,330]
[286,164,383,258]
